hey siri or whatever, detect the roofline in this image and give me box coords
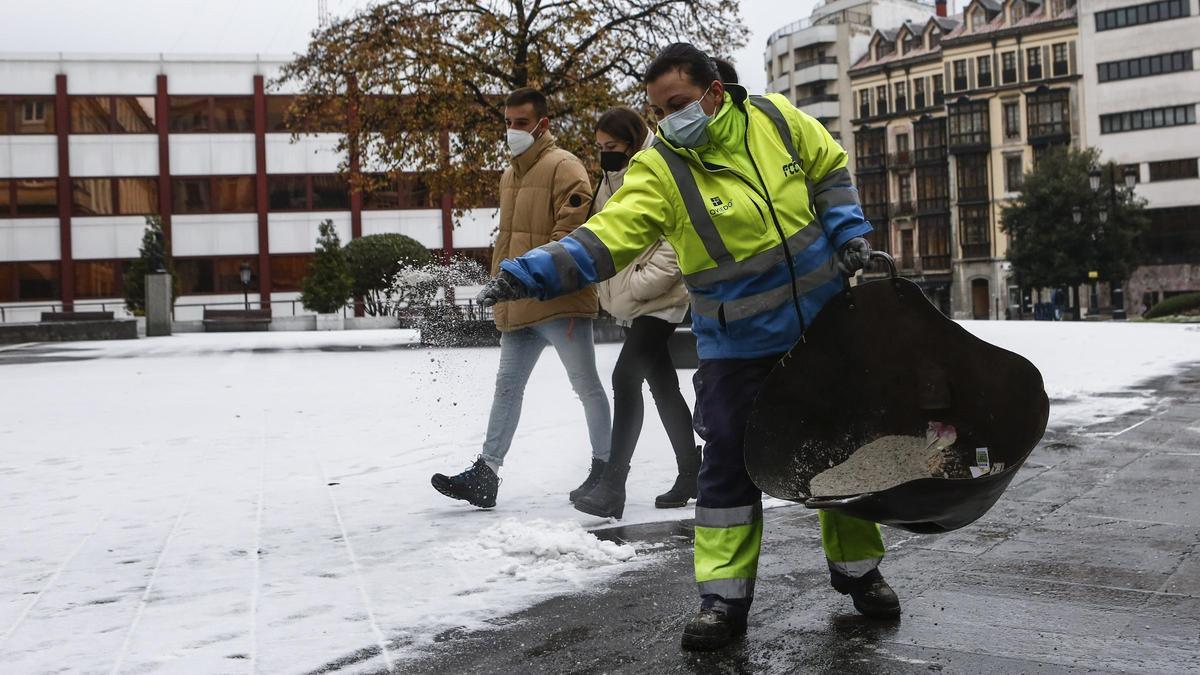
[849,51,944,78]
[0,52,297,65]
[940,15,1077,47]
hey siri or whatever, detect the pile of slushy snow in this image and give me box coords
[444,518,638,584]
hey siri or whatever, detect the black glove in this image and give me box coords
[837,237,872,275]
[476,269,531,307]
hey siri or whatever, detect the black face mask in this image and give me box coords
[600,150,630,172]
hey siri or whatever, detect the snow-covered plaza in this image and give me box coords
[2,322,1199,673]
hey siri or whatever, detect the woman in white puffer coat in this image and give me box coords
[573,107,699,519]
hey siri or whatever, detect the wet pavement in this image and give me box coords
[402,367,1200,674]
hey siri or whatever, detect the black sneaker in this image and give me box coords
[680,607,747,652]
[431,457,499,508]
[568,458,606,503]
[848,576,901,619]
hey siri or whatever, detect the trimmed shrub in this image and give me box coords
[1144,292,1200,319]
[300,220,353,314]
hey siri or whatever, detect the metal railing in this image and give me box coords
[794,55,838,71]
[921,254,952,271]
[796,93,839,106]
[0,299,132,324]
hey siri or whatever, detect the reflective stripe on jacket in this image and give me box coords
[501,85,872,358]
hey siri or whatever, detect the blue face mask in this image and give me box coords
[659,85,714,149]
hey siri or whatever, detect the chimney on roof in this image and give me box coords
[936,0,948,17]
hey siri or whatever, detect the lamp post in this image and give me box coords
[1088,165,1139,320]
[239,262,252,311]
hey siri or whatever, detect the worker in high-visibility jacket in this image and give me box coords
[477,43,898,651]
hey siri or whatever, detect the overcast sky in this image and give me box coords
[0,0,825,93]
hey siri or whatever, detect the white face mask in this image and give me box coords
[507,128,536,156]
[659,85,714,149]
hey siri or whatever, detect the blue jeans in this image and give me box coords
[481,318,612,467]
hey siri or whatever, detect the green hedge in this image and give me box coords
[1144,292,1200,319]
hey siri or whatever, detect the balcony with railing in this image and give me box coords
[1027,63,1042,80]
[796,93,839,106]
[1001,68,1017,84]
[795,54,837,71]
[921,254,952,271]
[914,93,927,109]
[861,202,889,222]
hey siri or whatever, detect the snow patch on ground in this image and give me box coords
[446,518,636,583]
[1,322,1198,671]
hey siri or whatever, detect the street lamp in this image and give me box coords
[1088,168,1102,192]
[1123,165,1139,190]
[239,262,252,311]
[1072,206,1082,224]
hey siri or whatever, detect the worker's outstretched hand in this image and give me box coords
[837,237,873,275]
[476,269,531,307]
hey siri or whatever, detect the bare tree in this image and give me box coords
[275,0,745,222]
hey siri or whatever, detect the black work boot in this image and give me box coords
[431,457,499,508]
[573,464,630,519]
[833,568,901,619]
[656,445,701,508]
[568,458,607,502]
[680,607,747,652]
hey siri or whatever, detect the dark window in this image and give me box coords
[311,175,350,210]
[953,60,968,91]
[894,82,907,113]
[1027,47,1043,80]
[0,100,8,135]
[9,97,55,133]
[856,173,888,216]
[169,96,211,132]
[15,179,57,216]
[1098,50,1193,83]
[1148,158,1199,181]
[956,152,989,203]
[70,96,155,133]
[0,263,12,301]
[72,178,115,216]
[1002,51,1017,83]
[17,261,60,300]
[917,165,950,212]
[270,254,314,292]
[959,204,991,258]
[859,90,872,118]
[169,96,253,133]
[1005,154,1024,191]
[215,176,256,212]
[914,118,947,163]
[854,128,888,171]
[363,173,435,209]
[919,213,951,269]
[265,96,295,133]
[117,178,158,215]
[212,97,254,132]
[1142,206,1200,264]
[933,75,945,105]
[876,85,888,115]
[72,178,157,216]
[914,78,927,109]
[1004,101,1021,140]
[74,260,125,299]
[268,176,308,210]
[929,30,941,48]
[977,55,992,87]
[1052,43,1069,77]
[175,257,260,294]
[898,172,913,205]
[173,177,212,214]
[1100,104,1196,134]
[948,100,990,148]
[0,180,9,216]
[1096,0,1190,32]
[1027,89,1070,141]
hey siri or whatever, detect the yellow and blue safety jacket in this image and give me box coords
[500,84,872,359]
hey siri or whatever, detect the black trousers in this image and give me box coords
[607,316,695,469]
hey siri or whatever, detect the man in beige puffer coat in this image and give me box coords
[431,88,612,509]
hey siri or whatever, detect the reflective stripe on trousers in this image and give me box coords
[694,502,763,601]
[820,510,885,579]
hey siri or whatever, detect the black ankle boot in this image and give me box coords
[680,607,747,651]
[573,464,630,519]
[568,458,606,502]
[832,568,901,619]
[655,445,700,508]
